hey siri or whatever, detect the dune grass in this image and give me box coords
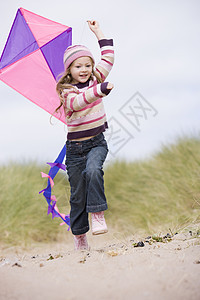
[0,135,200,246]
[105,136,200,235]
[0,163,71,246]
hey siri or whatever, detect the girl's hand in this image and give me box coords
[87,20,100,33]
[87,20,105,40]
[107,83,114,90]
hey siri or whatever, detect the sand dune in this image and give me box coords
[0,229,200,300]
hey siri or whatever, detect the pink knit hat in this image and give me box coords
[63,45,95,70]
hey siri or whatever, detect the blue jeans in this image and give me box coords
[65,133,108,235]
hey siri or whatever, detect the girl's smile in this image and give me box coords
[70,56,93,84]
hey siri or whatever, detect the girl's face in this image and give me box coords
[70,56,93,84]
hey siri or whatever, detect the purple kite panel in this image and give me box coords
[0,9,39,70]
[41,27,72,80]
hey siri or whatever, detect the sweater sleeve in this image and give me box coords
[63,82,111,112]
[95,39,114,81]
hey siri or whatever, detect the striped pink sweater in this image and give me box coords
[62,39,114,140]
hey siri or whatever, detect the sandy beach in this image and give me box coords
[0,228,200,300]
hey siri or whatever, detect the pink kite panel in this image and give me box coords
[0,49,66,123]
[20,8,70,47]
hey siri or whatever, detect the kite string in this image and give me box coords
[79,21,87,44]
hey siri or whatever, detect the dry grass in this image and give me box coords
[0,135,200,246]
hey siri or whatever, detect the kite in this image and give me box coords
[0,7,72,123]
[0,8,72,228]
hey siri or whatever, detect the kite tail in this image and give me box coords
[39,144,70,230]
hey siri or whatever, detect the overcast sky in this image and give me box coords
[0,0,200,164]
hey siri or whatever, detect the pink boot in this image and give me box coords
[73,233,89,251]
[91,211,108,235]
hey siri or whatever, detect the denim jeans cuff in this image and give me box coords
[72,225,90,236]
[86,203,108,213]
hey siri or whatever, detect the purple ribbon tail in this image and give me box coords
[39,144,70,229]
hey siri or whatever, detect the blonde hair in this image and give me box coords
[55,59,103,113]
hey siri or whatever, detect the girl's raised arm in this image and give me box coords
[87,20,114,83]
[87,20,105,40]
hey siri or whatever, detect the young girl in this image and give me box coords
[56,20,114,250]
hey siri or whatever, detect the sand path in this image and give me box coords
[0,230,200,300]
